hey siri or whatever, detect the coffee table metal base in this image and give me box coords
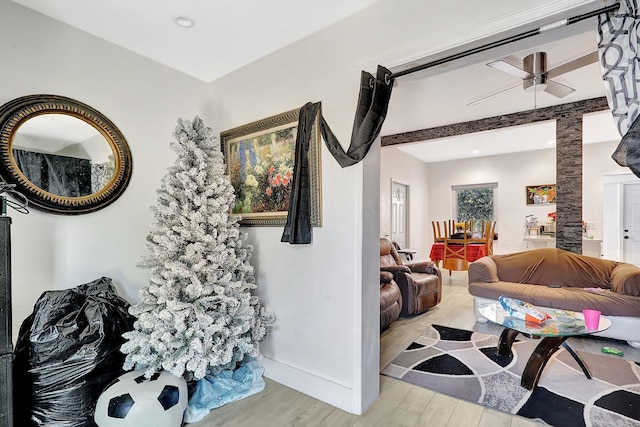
[497,328,592,390]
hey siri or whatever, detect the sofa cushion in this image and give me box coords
[468,257,499,283]
[611,263,640,296]
[492,248,616,289]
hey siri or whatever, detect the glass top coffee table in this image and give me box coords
[478,303,611,390]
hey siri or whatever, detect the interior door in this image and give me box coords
[391,181,408,248]
[623,183,640,265]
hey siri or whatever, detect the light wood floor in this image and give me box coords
[191,271,640,427]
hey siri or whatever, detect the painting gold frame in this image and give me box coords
[221,108,322,227]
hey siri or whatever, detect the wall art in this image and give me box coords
[221,108,322,226]
[526,184,556,205]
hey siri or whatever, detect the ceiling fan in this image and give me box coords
[467,51,599,106]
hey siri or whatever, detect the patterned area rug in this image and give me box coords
[382,324,640,427]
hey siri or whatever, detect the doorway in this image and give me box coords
[603,173,640,263]
[391,181,409,249]
[623,182,640,265]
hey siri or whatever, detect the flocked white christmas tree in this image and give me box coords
[122,116,274,381]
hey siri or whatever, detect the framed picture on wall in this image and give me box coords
[526,184,556,205]
[221,107,322,227]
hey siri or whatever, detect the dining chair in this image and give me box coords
[444,220,456,238]
[472,220,496,255]
[442,220,471,274]
[486,220,497,254]
[431,221,445,244]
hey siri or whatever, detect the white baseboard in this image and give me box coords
[261,356,358,414]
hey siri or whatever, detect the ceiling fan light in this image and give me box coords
[524,52,547,76]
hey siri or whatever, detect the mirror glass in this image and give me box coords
[12,114,116,198]
[0,95,132,215]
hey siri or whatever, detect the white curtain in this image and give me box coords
[597,0,640,176]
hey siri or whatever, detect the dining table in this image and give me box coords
[429,242,488,267]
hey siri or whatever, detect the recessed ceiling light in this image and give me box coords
[472,150,480,154]
[174,15,195,28]
[547,140,556,145]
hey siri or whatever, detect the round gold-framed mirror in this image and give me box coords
[0,95,132,214]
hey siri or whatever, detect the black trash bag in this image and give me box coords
[13,277,136,426]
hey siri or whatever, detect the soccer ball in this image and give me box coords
[94,370,188,427]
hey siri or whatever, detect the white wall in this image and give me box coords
[205,0,607,414]
[205,22,373,413]
[583,140,626,238]
[602,173,640,260]
[428,145,556,254]
[1,0,208,337]
[414,140,622,256]
[380,147,430,260]
[2,0,607,416]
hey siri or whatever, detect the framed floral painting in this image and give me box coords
[221,108,322,227]
[526,184,556,205]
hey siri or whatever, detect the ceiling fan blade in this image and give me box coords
[546,51,599,79]
[544,80,576,98]
[467,83,522,106]
[487,60,532,80]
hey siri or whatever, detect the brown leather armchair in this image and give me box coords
[380,271,402,330]
[380,238,442,316]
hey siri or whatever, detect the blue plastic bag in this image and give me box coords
[184,358,266,423]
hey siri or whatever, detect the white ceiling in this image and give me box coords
[394,111,619,163]
[386,28,607,132]
[11,0,621,163]
[11,0,385,82]
[385,22,621,163]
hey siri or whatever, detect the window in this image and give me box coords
[453,183,497,232]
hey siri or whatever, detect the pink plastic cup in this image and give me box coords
[583,309,601,330]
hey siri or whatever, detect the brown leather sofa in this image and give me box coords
[380,238,442,317]
[468,248,640,348]
[380,271,402,330]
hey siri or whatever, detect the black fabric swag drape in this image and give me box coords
[281,65,393,244]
